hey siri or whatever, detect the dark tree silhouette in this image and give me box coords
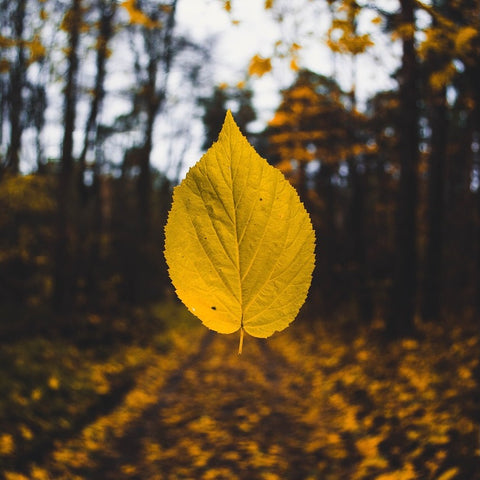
[388,0,420,338]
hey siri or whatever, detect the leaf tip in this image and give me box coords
[220,109,244,144]
[223,109,236,129]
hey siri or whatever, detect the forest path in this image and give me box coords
[44,329,332,480]
[38,321,480,480]
[98,331,319,480]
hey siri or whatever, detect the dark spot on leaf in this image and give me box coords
[211,306,216,310]
[259,197,263,201]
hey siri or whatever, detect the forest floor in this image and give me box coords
[1,303,479,480]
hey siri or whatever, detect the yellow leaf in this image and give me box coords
[19,424,33,440]
[48,376,60,390]
[30,466,49,480]
[290,56,299,71]
[0,35,16,48]
[164,111,315,352]
[26,34,46,64]
[248,54,272,77]
[0,433,15,455]
[437,468,460,480]
[121,0,160,29]
[455,26,477,52]
[4,473,29,480]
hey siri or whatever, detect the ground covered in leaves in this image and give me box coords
[1,304,479,480]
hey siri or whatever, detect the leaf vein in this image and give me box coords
[190,172,238,270]
[240,171,279,283]
[244,235,313,325]
[181,186,240,306]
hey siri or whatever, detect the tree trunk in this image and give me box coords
[476,154,480,317]
[136,0,178,239]
[346,81,373,323]
[76,0,115,307]
[422,86,447,321]
[5,0,27,176]
[53,0,82,313]
[349,158,373,322]
[473,73,480,318]
[388,0,419,338]
[133,0,178,303]
[77,0,115,206]
[315,163,337,315]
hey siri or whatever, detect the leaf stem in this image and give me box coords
[238,326,244,355]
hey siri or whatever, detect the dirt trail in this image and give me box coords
[43,330,330,480]
[38,323,480,480]
[94,332,320,479]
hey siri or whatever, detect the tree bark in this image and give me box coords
[476,151,480,317]
[77,0,115,205]
[473,74,480,318]
[388,0,419,337]
[347,82,373,323]
[315,163,337,315]
[137,0,178,239]
[349,157,374,322]
[53,0,82,313]
[5,0,27,176]
[76,0,116,308]
[422,86,447,321]
[130,0,178,303]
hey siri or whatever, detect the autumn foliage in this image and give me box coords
[1,304,479,479]
[1,0,480,478]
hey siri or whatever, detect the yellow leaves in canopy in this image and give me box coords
[121,0,161,29]
[455,26,479,64]
[0,59,10,73]
[0,33,45,67]
[429,62,456,91]
[268,111,291,128]
[164,111,315,352]
[391,23,416,42]
[0,35,16,48]
[26,35,46,64]
[455,26,478,51]
[328,30,373,55]
[290,56,299,72]
[248,54,272,77]
[328,17,373,55]
[289,85,318,102]
[418,26,451,60]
